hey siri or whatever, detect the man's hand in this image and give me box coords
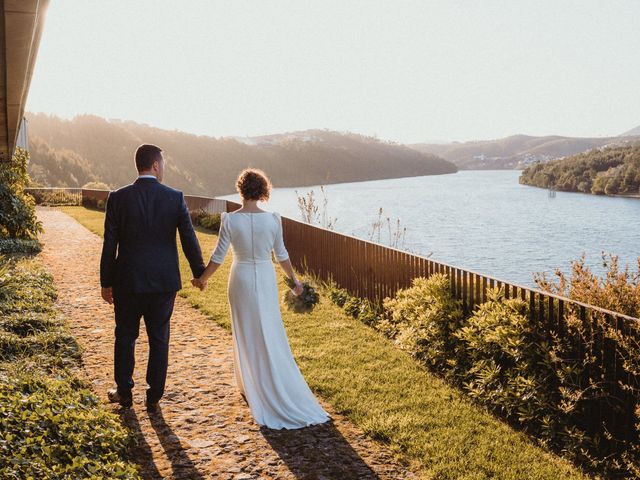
[293,279,304,296]
[101,287,113,304]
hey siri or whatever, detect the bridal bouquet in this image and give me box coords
[283,278,320,313]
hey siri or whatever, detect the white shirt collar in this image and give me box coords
[137,175,157,179]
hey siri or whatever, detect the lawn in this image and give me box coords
[60,206,589,480]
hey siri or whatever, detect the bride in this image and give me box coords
[193,168,330,429]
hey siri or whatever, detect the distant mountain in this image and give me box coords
[410,134,640,170]
[25,113,456,196]
[620,125,640,137]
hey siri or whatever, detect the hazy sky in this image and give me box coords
[27,0,640,143]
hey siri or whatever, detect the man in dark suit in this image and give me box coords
[100,144,206,412]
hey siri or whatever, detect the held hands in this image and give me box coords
[191,277,208,291]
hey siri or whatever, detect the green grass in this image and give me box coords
[61,206,590,480]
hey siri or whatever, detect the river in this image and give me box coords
[222,170,640,286]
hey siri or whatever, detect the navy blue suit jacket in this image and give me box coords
[99,177,205,293]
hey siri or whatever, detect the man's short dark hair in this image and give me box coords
[135,144,163,172]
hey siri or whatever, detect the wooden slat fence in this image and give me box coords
[34,190,639,443]
[277,209,639,445]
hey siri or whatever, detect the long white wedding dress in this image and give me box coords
[210,211,330,429]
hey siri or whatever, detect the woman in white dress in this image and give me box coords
[193,169,330,430]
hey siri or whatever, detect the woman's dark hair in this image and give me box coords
[135,144,163,172]
[236,168,271,201]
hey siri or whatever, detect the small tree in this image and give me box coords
[0,148,42,239]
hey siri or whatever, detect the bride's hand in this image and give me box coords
[293,279,303,296]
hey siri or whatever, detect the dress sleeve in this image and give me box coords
[272,212,290,262]
[211,212,230,264]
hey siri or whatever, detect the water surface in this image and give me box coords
[222,171,640,286]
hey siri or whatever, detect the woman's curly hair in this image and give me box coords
[236,168,272,201]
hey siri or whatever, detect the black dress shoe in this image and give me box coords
[145,400,160,413]
[107,388,133,408]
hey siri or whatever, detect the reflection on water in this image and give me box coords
[222,170,640,286]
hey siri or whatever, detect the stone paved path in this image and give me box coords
[38,208,417,480]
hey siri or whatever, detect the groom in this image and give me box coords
[100,144,206,412]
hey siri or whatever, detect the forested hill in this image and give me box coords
[518,144,640,196]
[25,113,456,196]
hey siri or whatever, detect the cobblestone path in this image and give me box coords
[38,208,416,480]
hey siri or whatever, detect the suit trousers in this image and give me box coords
[113,289,176,402]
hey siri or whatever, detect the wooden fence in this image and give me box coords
[275,203,639,446]
[32,188,640,446]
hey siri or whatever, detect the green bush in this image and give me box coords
[330,269,639,477]
[0,330,80,362]
[0,238,42,254]
[329,286,349,307]
[0,263,57,314]
[0,148,42,239]
[28,189,81,206]
[455,288,559,433]
[0,313,59,336]
[0,374,139,479]
[0,257,140,478]
[195,211,221,233]
[82,196,107,211]
[381,274,464,376]
[327,284,382,326]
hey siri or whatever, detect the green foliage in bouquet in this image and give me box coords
[283,278,320,313]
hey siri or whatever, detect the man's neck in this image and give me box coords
[138,173,157,179]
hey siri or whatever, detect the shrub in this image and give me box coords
[329,286,349,307]
[381,274,464,376]
[0,263,57,314]
[0,238,42,254]
[455,288,559,434]
[0,258,140,478]
[326,283,382,326]
[0,374,140,479]
[195,211,221,233]
[31,189,80,206]
[82,195,108,211]
[535,253,640,319]
[534,254,640,474]
[0,148,42,239]
[0,313,59,337]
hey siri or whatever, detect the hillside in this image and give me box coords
[25,113,456,195]
[519,144,640,196]
[410,134,640,170]
[620,125,640,137]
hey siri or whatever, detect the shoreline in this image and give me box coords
[519,182,640,200]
